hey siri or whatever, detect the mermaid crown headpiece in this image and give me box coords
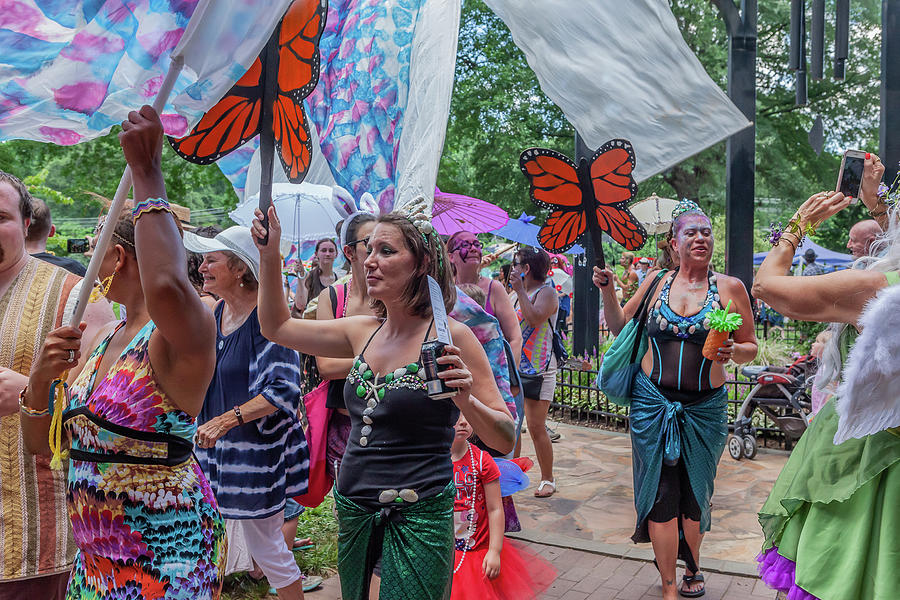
[671,198,705,220]
[396,195,435,236]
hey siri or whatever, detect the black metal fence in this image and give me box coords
[552,362,798,451]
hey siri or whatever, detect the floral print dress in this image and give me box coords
[63,320,226,599]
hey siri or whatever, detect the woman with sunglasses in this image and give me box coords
[314,212,378,479]
[447,232,522,361]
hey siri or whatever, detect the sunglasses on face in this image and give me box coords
[345,236,370,248]
[450,239,482,253]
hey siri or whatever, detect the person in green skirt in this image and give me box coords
[752,153,899,600]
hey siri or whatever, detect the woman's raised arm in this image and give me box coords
[251,206,359,357]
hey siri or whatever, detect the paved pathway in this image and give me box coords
[303,420,787,598]
[513,421,788,574]
[308,541,776,599]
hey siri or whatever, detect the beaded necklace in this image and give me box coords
[349,356,426,448]
[341,279,351,318]
[651,270,720,339]
[453,442,478,573]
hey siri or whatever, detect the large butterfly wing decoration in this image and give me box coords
[587,139,646,251]
[519,148,586,253]
[520,141,646,254]
[169,0,327,183]
[168,60,263,164]
[272,0,326,182]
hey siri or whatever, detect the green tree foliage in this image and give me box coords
[440,0,883,254]
[0,0,883,260]
[0,128,236,254]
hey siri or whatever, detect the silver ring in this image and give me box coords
[67,350,75,363]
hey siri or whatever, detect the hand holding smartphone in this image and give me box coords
[836,149,866,203]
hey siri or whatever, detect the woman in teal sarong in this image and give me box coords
[252,208,516,600]
[752,154,900,600]
[594,200,758,599]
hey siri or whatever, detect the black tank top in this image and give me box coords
[336,321,460,509]
[645,270,721,395]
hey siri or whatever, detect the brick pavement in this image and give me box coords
[302,420,787,598]
[513,422,788,571]
[307,541,776,599]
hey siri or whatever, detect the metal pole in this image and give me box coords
[573,133,601,360]
[883,0,900,185]
[796,2,808,106]
[835,0,850,80]
[810,0,825,80]
[789,0,803,70]
[715,0,757,292]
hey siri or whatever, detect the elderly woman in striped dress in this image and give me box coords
[184,227,310,600]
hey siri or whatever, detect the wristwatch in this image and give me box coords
[233,405,245,426]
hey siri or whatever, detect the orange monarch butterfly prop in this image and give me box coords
[519,139,647,270]
[168,0,327,240]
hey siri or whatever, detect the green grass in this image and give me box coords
[221,496,339,599]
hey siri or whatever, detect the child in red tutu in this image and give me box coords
[451,415,557,600]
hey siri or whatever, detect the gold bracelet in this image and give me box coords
[18,386,49,417]
[779,232,801,252]
[868,201,888,218]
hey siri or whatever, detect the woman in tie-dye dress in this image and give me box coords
[20,108,224,599]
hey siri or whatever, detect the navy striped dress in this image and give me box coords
[196,303,309,519]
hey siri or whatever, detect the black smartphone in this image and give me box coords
[66,238,89,253]
[836,149,866,201]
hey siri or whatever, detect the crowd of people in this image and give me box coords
[0,104,896,600]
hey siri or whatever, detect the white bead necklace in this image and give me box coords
[453,442,478,574]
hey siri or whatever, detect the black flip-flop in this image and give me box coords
[679,572,705,598]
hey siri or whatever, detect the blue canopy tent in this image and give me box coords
[491,213,586,254]
[753,238,853,268]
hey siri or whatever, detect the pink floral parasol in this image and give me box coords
[431,188,509,235]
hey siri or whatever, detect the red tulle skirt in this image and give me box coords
[451,539,557,600]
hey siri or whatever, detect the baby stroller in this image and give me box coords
[728,355,816,460]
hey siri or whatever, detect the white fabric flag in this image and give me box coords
[392,0,462,211]
[483,0,751,182]
[171,0,294,123]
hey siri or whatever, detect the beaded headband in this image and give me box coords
[396,195,444,273]
[671,198,706,221]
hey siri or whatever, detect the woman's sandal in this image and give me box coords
[534,479,556,497]
[679,572,705,598]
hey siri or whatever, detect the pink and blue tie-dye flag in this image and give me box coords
[217,0,460,212]
[0,0,291,145]
[305,0,423,213]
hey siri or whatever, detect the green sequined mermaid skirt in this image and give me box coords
[334,483,455,600]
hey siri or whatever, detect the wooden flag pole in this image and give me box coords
[68,56,184,327]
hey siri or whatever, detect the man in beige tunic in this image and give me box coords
[0,172,113,599]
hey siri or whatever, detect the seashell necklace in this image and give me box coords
[351,357,426,448]
[650,270,720,339]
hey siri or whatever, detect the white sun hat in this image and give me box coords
[183,226,260,281]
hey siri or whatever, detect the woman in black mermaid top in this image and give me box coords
[594,201,757,600]
[252,208,515,600]
[644,268,721,397]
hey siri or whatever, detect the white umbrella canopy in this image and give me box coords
[548,268,574,295]
[230,182,344,251]
[628,194,680,235]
